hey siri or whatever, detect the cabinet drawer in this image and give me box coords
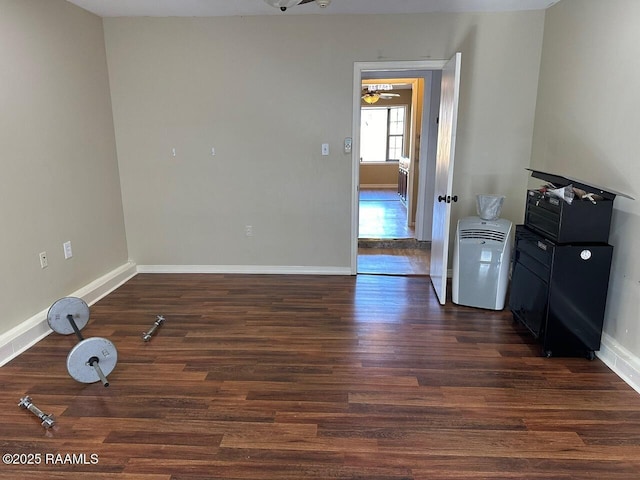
[515,227,553,269]
[509,261,549,338]
[525,207,559,240]
[515,250,549,281]
[527,190,562,216]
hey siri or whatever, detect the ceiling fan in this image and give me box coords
[362,86,400,105]
[264,0,331,12]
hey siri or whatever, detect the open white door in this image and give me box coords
[429,53,461,305]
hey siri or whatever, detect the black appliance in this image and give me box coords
[509,169,631,359]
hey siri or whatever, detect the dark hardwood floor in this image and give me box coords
[2,273,640,479]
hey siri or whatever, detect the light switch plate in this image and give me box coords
[63,241,73,259]
[321,143,329,156]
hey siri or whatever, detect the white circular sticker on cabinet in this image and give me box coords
[580,249,592,260]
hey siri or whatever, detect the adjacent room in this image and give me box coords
[358,76,432,275]
[1,0,639,478]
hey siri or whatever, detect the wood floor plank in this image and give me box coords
[1,273,639,479]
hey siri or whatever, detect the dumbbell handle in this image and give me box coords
[67,314,85,342]
[18,396,55,429]
[142,315,165,342]
[87,357,110,387]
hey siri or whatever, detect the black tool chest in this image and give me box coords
[509,169,628,359]
[524,188,613,244]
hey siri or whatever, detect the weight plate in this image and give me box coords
[66,337,118,384]
[47,297,90,335]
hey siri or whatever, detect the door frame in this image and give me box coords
[351,60,447,274]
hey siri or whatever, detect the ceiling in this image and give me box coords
[64,0,560,17]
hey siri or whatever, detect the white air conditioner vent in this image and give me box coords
[459,229,506,243]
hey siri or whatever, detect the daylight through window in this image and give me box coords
[360,106,406,162]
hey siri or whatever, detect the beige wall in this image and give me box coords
[359,163,398,187]
[104,11,544,268]
[0,1,128,337]
[531,0,640,360]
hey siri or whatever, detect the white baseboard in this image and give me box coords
[360,184,397,189]
[0,262,137,367]
[597,333,640,394]
[136,265,352,275]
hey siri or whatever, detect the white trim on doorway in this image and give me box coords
[351,60,447,274]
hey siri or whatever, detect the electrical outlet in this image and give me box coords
[39,251,48,269]
[245,225,253,237]
[63,241,73,259]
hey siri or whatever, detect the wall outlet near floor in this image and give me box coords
[39,251,48,269]
[63,241,73,259]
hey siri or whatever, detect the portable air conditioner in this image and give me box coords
[452,216,513,310]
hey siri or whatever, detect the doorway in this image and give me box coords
[352,62,446,275]
[358,79,414,241]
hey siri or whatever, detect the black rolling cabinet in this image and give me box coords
[509,169,630,359]
[510,226,612,359]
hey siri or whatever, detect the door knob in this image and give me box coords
[438,195,446,202]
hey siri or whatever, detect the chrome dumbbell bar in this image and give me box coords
[142,315,165,342]
[18,396,55,429]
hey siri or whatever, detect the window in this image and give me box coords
[360,106,406,162]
